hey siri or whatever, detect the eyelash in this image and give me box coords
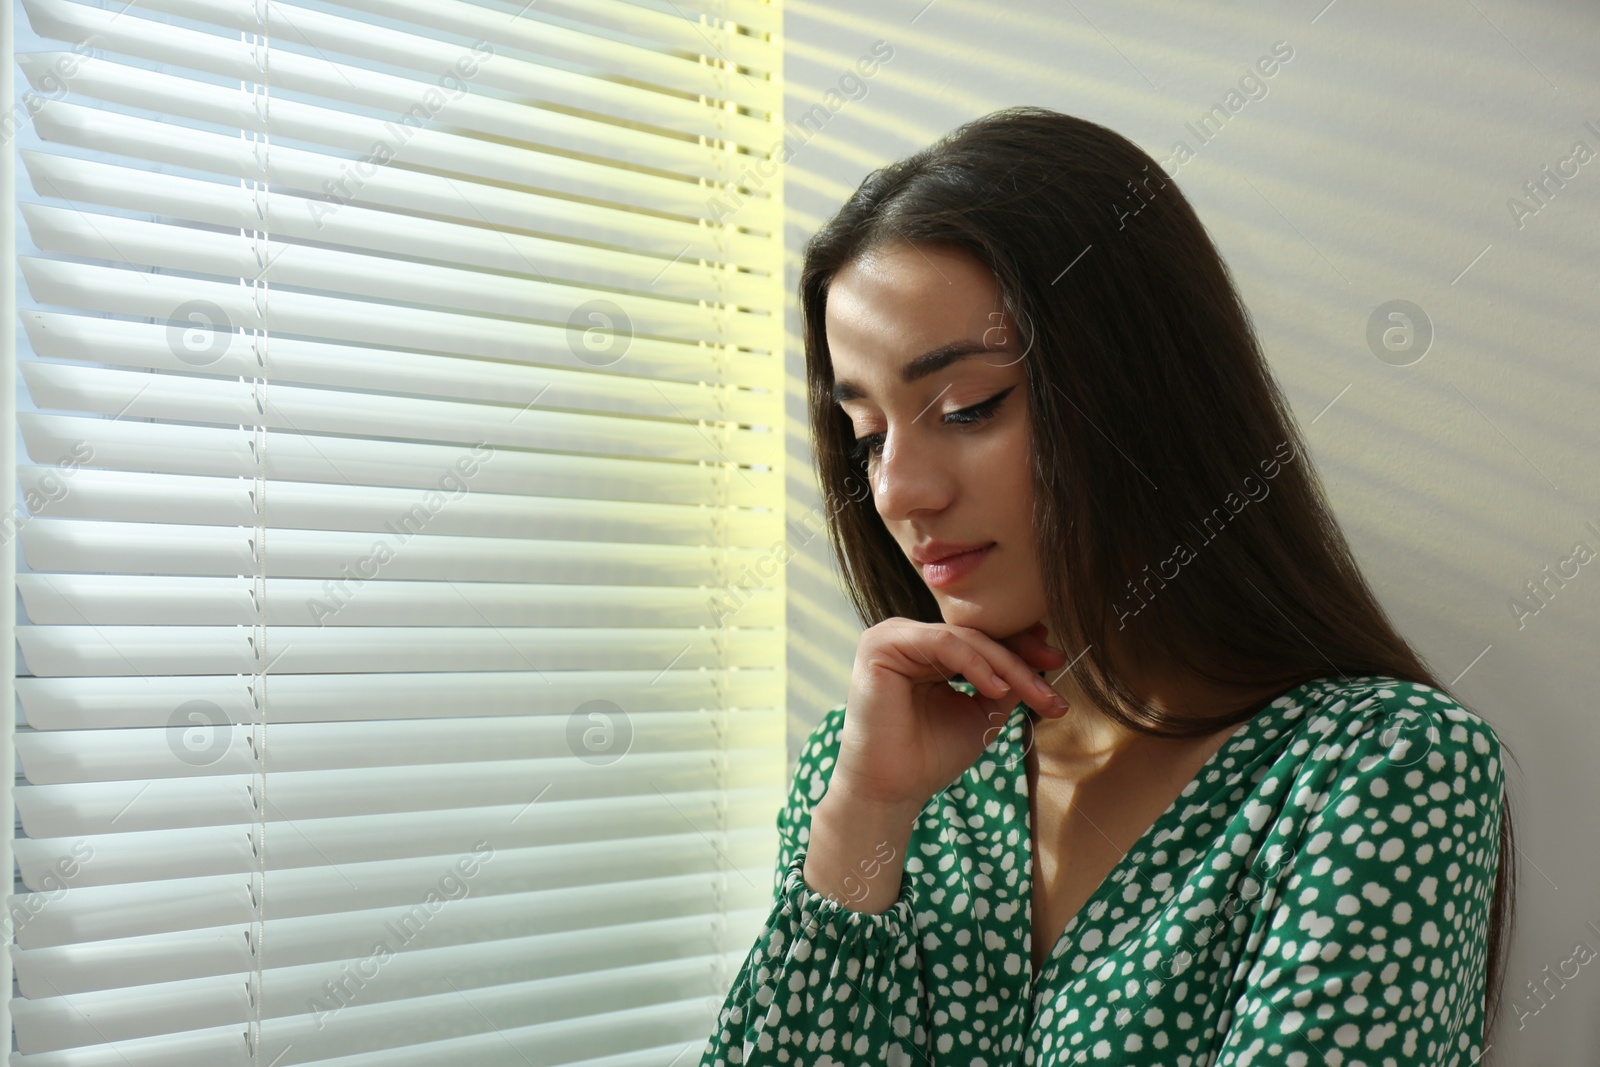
[848,385,1016,468]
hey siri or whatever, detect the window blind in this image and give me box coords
[4,1,786,1064]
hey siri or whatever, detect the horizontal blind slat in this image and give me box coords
[11,957,750,1063]
[14,573,784,628]
[26,0,780,114]
[16,891,772,992]
[13,469,789,544]
[20,54,777,222]
[21,308,778,415]
[18,782,786,872]
[17,522,783,587]
[18,715,785,783]
[25,0,779,151]
[18,929,772,1052]
[28,102,779,258]
[19,203,774,345]
[16,670,785,729]
[19,415,781,505]
[16,623,783,676]
[20,362,782,465]
[19,259,777,364]
[16,835,784,928]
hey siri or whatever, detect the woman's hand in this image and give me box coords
[831,618,1070,814]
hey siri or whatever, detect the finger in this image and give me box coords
[947,635,1019,703]
[876,623,1004,700]
[946,628,1067,717]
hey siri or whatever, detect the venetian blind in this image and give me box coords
[4,0,786,1063]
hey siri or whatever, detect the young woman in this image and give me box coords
[700,106,1515,1067]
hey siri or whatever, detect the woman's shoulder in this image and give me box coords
[1263,674,1507,839]
[1283,674,1505,773]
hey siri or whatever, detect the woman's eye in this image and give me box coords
[848,432,886,467]
[944,385,1015,426]
[846,385,1015,468]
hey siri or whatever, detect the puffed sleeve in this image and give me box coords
[1213,686,1506,1067]
[698,706,930,1066]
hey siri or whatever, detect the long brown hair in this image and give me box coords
[800,105,1516,1051]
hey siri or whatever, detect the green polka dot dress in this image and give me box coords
[699,674,1505,1066]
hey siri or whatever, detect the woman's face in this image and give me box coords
[826,239,1047,639]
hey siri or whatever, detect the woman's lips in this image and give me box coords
[920,543,996,588]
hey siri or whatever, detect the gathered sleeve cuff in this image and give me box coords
[699,851,928,1066]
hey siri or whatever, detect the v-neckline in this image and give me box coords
[1016,679,1317,991]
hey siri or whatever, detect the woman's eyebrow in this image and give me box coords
[831,339,998,404]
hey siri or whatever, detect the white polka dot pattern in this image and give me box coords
[700,675,1504,1067]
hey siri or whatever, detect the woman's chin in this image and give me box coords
[937,591,1043,639]
[936,595,1002,629]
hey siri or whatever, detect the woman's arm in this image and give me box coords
[1213,694,1505,1066]
[698,705,931,1066]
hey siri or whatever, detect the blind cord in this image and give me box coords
[246,3,271,1063]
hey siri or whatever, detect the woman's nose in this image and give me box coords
[872,432,952,521]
